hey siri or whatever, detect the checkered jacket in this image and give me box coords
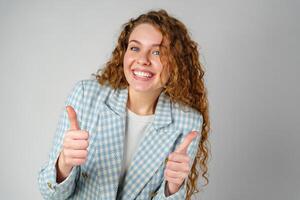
[38,79,203,200]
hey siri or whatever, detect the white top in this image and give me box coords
[118,108,154,191]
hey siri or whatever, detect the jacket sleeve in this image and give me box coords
[152,114,203,200]
[38,81,85,199]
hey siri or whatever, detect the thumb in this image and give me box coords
[66,105,80,130]
[175,131,198,154]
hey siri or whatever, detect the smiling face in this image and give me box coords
[123,23,170,97]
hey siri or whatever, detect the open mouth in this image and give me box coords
[132,69,155,80]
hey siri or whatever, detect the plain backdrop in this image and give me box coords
[0,0,299,199]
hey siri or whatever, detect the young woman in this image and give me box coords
[38,9,210,200]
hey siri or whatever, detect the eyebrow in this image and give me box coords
[128,39,162,47]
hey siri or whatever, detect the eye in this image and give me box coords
[152,50,160,55]
[130,46,139,51]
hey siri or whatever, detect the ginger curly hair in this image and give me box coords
[94,9,210,200]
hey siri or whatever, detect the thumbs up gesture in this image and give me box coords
[56,106,89,182]
[164,131,198,195]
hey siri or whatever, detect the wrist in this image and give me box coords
[56,152,72,183]
[166,181,182,196]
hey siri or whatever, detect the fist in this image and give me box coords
[164,131,198,195]
[56,106,89,181]
[61,130,89,167]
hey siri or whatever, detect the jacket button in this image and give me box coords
[47,182,53,190]
[149,191,157,198]
[164,157,169,165]
[82,172,88,179]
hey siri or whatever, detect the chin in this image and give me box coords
[130,85,153,93]
[129,84,163,95]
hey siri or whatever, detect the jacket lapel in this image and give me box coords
[120,93,181,199]
[95,87,128,198]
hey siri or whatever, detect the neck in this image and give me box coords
[127,87,162,115]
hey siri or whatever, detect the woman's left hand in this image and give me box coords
[164,131,198,195]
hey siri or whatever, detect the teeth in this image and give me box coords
[133,70,153,78]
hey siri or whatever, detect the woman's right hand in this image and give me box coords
[56,105,89,183]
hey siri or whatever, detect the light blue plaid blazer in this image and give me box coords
[38,79,203,200]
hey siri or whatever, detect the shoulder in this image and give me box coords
[65,79,114,112]
[169,101,203,157]
[66,79,116,128]
[81,79,111,96]
[71,79,113,101]
[171,101,203,132]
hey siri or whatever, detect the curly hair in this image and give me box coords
[94,9,210,200]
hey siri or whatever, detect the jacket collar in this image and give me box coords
[104,87,172,130]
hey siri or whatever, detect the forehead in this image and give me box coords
[129,23,163,44]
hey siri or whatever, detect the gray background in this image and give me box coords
[0,0,299,199]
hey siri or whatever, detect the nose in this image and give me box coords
[137,51,150,66]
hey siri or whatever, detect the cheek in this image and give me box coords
[123,52,135,68]
[152,59,163,71]
[123,53,133,79]
[123,54,129,68]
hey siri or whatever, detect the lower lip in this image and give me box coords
[132,71,155,81]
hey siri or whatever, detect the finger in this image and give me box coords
[175,131,198,154]
[64,138,89,150]
[166,160,190,172]
[168,152,190,163]
[64,157,87,166]
[66,130,89,140]
[66,105,80,130]
[164,168,187,179]
[165,176,184,186]
[63,149,88,159]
